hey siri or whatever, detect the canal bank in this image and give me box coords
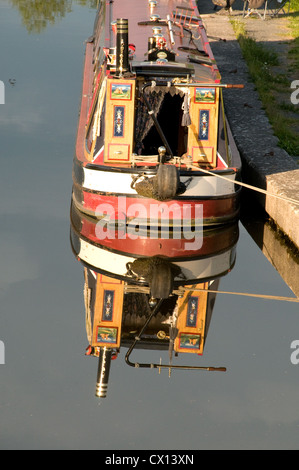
[197,0,299,251]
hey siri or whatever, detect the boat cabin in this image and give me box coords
[79,0,228,170]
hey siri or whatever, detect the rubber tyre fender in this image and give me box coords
[149,264,174,299]
[156,164,179,201]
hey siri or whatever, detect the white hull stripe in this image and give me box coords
[81,167,236,197]
[75,236,236,281]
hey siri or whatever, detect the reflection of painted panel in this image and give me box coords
[113,106,125,137]
[97,327,118,344]
[111,83,131,100]
[199,110,209,141]
[179,333,201,350]
[102,290,115,321]
[186,297,198,327]
[195,87,215,103]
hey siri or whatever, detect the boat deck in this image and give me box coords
[105,0,220,79]
[72,0,242,228]
[74,0,230,170]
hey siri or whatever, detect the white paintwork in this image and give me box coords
[180,174,235,197]
[82,166,236,197]
[175,247,236,280]
[83,168,137,194]
[77,238,135,277]
[75,234,236,281]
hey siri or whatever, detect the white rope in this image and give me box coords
[186,287,299,303]
[184,160,299,207]
[125,284,298,303]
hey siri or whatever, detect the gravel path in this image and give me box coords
[196,0,299,249]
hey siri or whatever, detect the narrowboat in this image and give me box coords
[72,0,243,231]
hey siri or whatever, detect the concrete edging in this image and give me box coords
[200,9,299,250]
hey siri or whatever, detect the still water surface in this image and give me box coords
[0,0,298,450]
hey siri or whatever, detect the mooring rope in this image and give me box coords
[187,287,299,303]
[125,285,299,303]
[184,160,299,207]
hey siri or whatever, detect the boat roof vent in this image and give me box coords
[132,61,195,78]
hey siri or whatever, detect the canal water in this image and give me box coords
[0,0,298,450]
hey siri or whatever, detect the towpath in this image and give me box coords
[197,0,299,250]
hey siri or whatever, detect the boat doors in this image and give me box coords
[174,282,210,355]
[91,275,125,349]
[103,78,136,163]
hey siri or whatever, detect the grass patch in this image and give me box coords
[230,17,299,157]
[279,101,299,114]
[288,0,299,70]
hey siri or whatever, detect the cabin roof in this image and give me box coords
[106,0,220,83]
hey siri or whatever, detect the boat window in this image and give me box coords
[86,77,107,158]
[134,89,187,157]
[93,0,106,76]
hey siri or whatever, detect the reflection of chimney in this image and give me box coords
[95,347,112,398]
[116,19,129,76]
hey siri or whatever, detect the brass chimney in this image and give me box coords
[95,347,112,398]
[116,18,129,76]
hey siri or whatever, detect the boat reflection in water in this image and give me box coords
[69,0,244,398]
[70,198,239,398]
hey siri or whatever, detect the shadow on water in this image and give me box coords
[240,190,299,297]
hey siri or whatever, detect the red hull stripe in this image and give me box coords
[75,216,239,259]
[78,192,240,223]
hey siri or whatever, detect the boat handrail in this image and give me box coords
[83,161,239,176]
[131,61,195,78]
[124,299,226,373]
[173,82,244,89]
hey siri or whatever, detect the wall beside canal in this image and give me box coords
[199,2,299,251]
